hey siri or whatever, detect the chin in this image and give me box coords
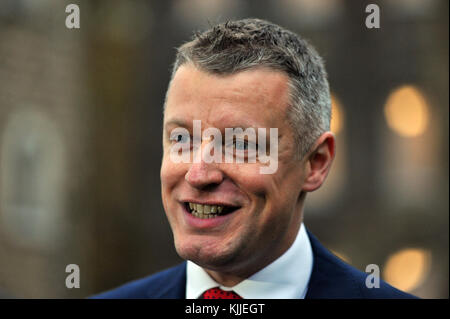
[174,235,239,269]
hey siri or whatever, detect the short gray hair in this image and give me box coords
[167,18,331,158]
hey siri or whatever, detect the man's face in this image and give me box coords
[161,64,309,277]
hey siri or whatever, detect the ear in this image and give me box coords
[302,132,336,192]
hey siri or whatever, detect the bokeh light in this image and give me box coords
[330,94,344,134]
[383,248,431,292]
[384,85,430,137]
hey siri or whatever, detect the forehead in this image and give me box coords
[164,64,291,128]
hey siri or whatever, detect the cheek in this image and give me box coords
[160,156,186,204]
[161,153,182,182]
[225,164,269,197]
[228,163,302,219]
[160,157,171,186]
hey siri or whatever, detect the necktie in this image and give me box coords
[200,287,242,299]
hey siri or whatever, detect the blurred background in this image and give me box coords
[0,0,447,298]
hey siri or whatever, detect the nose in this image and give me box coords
[185,142,224,189]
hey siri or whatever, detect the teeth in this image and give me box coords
[188,202,227,218]
[192,211,218,219]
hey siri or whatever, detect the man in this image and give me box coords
[93,18,416,299]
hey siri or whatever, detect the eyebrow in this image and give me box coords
[164,118,191,130]
[164,118,267,133]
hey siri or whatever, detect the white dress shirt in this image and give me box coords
[186,223,313,299]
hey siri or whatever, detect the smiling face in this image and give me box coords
[161,64,311,283]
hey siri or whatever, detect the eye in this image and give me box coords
[224,136,257,159]
[169,130,190,144]
[176,134,188,143]
[234,139,248,151]
[231,137,257,152]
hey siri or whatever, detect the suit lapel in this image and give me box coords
[305,230,362,299]
[148,262,187,299]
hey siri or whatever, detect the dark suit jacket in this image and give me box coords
[91,230,417,299]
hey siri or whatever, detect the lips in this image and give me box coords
[185,202,240,219]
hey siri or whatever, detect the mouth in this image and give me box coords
[184,202,240,219]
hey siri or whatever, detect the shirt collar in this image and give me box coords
[186,223,313,299]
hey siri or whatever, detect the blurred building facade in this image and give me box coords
[0,0,448,298]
